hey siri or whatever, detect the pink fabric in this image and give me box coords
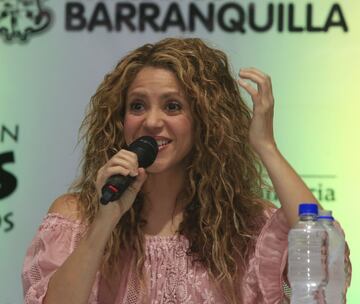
[21,214,100,303]
[21,208,335,303]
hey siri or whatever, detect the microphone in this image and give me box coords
[100,136,158,205]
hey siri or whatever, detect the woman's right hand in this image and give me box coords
[95,149,148,222]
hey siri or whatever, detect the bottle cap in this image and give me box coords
[298,203,318,216]
[318,209,334,220]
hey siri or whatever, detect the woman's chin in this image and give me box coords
[145,159,187,175]
[145,163,167,174]
[145,161,178,175]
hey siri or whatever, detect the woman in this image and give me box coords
[22,38,351,303]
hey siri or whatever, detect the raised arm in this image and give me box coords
[42,194,118,304]
[41,152,147,304]
[238,68,320,227]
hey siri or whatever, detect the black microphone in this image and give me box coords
[100,136,158,205]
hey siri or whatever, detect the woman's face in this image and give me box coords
[124,67,194,174]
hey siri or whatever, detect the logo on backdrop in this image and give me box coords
[0,1,349,42]
[0,124,18,233]
[64,2,348,33]
[0,0,52,42]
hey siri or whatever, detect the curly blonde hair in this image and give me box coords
[71,37,271,303]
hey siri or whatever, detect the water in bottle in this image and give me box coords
[318,210,346,304]
[288,203,328,304]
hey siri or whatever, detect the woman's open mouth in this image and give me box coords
[157,139,172,151]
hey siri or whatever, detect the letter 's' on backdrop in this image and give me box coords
[0,1,359,302]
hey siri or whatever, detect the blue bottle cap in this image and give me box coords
[298,203,318,216]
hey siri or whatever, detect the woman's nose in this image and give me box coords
[143,109,164,130]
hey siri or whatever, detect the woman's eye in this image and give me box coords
[166,102,182,112]
[129,102,144,112]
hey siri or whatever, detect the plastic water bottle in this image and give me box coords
[288,203,328,304]
[318,210,346,304]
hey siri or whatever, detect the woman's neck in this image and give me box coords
[141,168,186,236]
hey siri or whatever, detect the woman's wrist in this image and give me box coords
[253,141,279,160]
[96,204,124,231]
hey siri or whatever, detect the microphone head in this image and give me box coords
[128,136,158,168]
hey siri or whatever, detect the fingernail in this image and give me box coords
[130,171,138,177]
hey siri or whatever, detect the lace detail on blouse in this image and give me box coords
[123,235,223,304]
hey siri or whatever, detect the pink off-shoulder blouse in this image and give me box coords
[21,207,350,304]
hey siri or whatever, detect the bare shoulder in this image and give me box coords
[48,193,82,221]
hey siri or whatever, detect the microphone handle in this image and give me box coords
[100,175,136,205]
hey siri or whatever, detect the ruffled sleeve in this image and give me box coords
[21,213,99,304]
[252,208,352,304]
[254,207,290,304]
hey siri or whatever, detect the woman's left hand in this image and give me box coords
[238,67,277,155]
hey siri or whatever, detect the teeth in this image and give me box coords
[156,139,171,147]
